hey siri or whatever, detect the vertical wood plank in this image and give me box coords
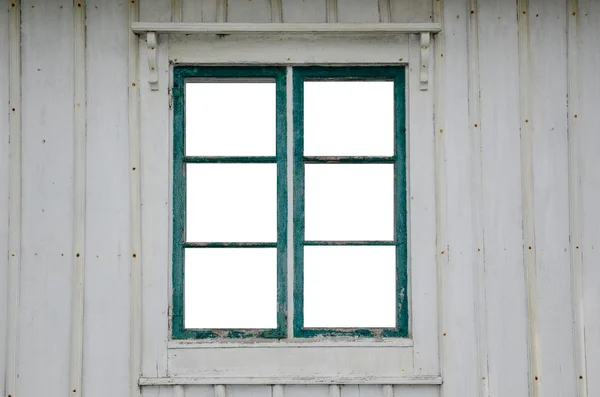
[273,385,285,397]
[408,33,439,376]
[438,0,483,396]
[70,0,87,396]
[140,0,172,21]
[281,0,327,22]
[185,385,215,397]
[337,0,379,22]
[393,385,438,397]
[129,0,142,396]
[227,0,272,23]
[477,1,530,396]
[140,31,170,379]
[215,385,227,397]
[378,0,391,22]
[568,1,589,396]
[19,1,75,396]
[270,0,283,22]
[216,0,227,22]
[181,0,205,22]
[527,0,578,396]
[390,0,433,23]
[284,386,329,397]
[227,386,272,397]
[326,0,338,22]
[83,1,131,397]
[578,0,600,396]
[4,2,20,397]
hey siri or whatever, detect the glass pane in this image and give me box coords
[304,246,396,328]
[185,81,276,156]
[186,164,277,242]
[304,81,394,156]
[305,164,394,241]
[185,248,277,329]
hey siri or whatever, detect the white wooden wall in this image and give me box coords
[1,1,599,397]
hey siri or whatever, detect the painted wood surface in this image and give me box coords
[2,1,600,397]
[83,1,131,397]
[17,1,75,396]
[0,2,10,397]
[579,1,600,396]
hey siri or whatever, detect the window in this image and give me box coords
[172,66,407,339]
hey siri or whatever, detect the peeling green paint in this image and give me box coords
[172,66,287,339]
[292,66,408,338]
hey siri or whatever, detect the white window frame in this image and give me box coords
[138,31,440,386]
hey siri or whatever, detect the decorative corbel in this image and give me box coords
[420,32,430,91]
[147,32,159,91]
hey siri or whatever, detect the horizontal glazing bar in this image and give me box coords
[303,241,397,246]
[303,156,395,164]
[184,242,278,248]
[184,156,277,163]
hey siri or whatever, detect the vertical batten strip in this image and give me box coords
[329,385,341,397]
[467,0,489,395]
[273,385,285,397]
[6,1,22,397]
[174,385,185,397]
[378,0,392,23]
[382,385,394,397]
[517,1,540,396]
[215,385,227,397]
[270,0,283,23]
[216,0,227,23]
[70,1,87,397]
[286,67,294,339]
[326,0,338,23]
[172,0,182,22]
[432,0,446,379]
[129,0,142,396]
[567,0,588,396]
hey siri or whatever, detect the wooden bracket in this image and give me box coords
[420,32,431,91]
[147,32,159,91]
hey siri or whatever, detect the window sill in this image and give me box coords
[167,337,414,349]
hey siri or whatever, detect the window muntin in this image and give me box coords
[172,67,288,339]
[173,66,406,339]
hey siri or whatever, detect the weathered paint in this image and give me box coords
[2,1,600,397]
[171,66,288,339]
[292,66,408,338]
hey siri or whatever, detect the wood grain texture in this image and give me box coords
[19,1,75,396]
[477,0,530,396]
[83,1,131,397]
[528,0,578,396]
[1,1,13,397]
[438,0,483,396]
[579,1,600,396]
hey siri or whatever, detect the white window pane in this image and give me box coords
[185,248,277,329]
[186,164,277,242]
[305,164,394,241]
[304,81,394,156]
[185,82,276,156]
[304,246,396,328]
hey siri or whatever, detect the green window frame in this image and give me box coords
[172,66,288,339]
[172,65,407,339]
[292,67,408,338]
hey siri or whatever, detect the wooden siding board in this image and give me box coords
[390,0,433,23]
[528,0,578,396]
[281,0,327,22]
[439,0,481,396]
[18,1,75,396]
[227,0,272,22]
[579,1,600,396]
[82,1,131,397]
[181,0,217,22]
[0,0,9,395]
[140,0,172,21]
[337,0,380,23]
[140,30,170,376]
[477,0,530,397]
